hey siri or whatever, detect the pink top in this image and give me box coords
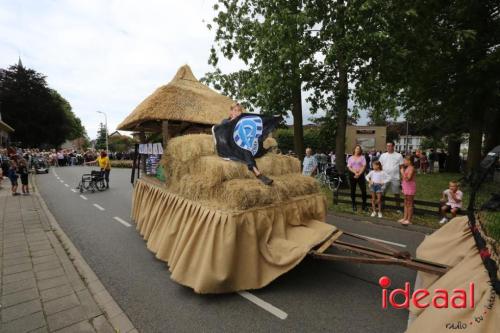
[402,166,416,195]
[347,155,366,173]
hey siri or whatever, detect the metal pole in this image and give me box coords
[405,119,409,154]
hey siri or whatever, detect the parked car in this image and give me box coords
[33,157,50,174]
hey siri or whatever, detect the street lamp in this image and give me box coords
[97,111,109,153]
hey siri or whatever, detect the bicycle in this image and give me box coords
[316,163,343,192]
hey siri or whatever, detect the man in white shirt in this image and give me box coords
[379,141,404,209]
[302,148,318,176]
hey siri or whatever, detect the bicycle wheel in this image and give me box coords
[316,173,326,186]
[329,177,341,192]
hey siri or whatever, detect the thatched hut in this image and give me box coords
[117,65,234,141]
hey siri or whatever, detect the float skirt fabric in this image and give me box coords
[407,216,499,333]
[131,177,335,294]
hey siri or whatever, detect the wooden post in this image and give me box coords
[162,121,169,148]
[139,131,146,175]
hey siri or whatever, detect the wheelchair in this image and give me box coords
[78,170,106,193]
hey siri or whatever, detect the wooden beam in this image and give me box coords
[316,230,343,254]
[162,121,169,147]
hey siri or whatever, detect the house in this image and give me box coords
[394,135,426,153]
[346,125,387,152]
[108,130,122,138]
[0,111,14,147]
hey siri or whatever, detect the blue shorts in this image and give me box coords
[9,175,18,186]
[370,183,383,193]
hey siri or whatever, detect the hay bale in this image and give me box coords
[171,174,222,202]
[219,175,320,210]
[263,137,277,150]
[157,130,320,210]
[165,134,215,163]
[165,153,301,190]
[256,154,301,175]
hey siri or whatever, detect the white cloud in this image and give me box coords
[0,0,367,140]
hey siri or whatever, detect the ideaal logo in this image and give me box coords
[379,276,496,330]
[378,276,475,309]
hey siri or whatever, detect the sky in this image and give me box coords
[0,0,368,139]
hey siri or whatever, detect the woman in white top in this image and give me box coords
[365,161,389,218]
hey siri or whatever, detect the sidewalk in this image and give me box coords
[0,177,137,333]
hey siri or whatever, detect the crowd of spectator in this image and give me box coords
[0,147,133,195]
[297,142,463,226]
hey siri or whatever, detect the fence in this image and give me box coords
[333,190,442,216]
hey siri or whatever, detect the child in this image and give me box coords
[399,156,416,226]
[18,159,30,195]
[439,181,463,224]
[420,152,429,174]
[7,158,20,196]
[365,161,388,218]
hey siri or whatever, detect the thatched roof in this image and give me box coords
[0,119,14,133]
[117,65,234,131]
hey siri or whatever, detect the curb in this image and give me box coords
[31,173,138,333]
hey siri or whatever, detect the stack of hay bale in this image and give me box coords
[160,133,320,210]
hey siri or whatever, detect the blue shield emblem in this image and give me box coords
[233,116,263,156]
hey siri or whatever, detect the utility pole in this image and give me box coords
[405,119,409,154]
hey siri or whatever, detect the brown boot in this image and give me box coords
[257,174,273,186]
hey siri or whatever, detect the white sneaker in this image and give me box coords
[370,211,376,217]
[378,212,383,218]
[439,217,448,225]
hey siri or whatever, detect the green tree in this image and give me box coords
[49,89,86,140]
[0,62,86,147]
[205,1,402,172]
[275,126,334,153]
[109,134,135,153]
[95,123,107,151]
[204,0,320,160]
[305,0,401,173]
[380,0,500,171]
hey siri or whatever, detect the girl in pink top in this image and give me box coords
[400,156,416,225]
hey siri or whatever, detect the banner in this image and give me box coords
[212,113,281,170]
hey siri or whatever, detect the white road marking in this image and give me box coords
[80,195,88,200]
[357,235,407,248]
[113,216,132,228]
[64,184,69,187]
[237,291,288,320]
[59,180,64,183]
[93,204,105,211]
[71,189,78,193]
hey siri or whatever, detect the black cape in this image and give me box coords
[213,113,281,171]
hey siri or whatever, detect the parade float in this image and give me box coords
[118,64,498,332]
[405,148,500,333]
[117,65,336,293]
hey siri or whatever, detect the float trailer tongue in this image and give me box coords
[310,229,449,275]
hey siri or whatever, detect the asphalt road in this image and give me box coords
[36,165,430,333]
